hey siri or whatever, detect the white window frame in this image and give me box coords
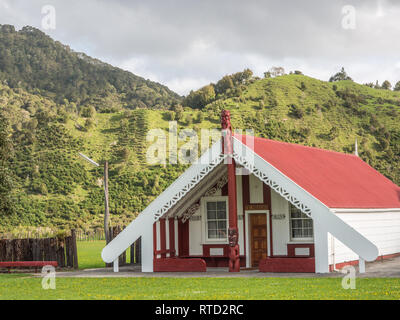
[289,204,314,242]
[201,196,229,244]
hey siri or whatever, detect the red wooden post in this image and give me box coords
[221,110,240,272]
[160,219,166,258]
[168,218,175,257]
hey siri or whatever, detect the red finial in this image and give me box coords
[221,110,232,131]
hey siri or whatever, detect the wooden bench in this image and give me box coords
[0,261,58,273]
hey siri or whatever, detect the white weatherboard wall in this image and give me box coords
[236,175,245,255]
[189,209,203,256]
[249,174,263,204]
[270,189,290,255]
[329,210,400,265]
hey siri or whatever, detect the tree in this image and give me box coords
[80,105,96,118]
[183,85,216,109]
[381,80,392,90]
[215,76,234,95]
[329,67,353,82]
[173,104,184,121]
[394,81,400,91]
[288,104,304,119]
[264,71,272,79]
[0,112,14,215]
[197,112,204,123]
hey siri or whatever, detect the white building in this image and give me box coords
[102,111,400,273]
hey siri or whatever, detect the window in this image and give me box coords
[206,200,227,240]
[289,205,313,240]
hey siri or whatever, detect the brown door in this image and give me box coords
[250,214,268,267]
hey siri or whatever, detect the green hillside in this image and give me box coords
[1,74,400,232]
[0,25,181,110]
[0,27,399,233]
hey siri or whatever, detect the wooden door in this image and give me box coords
[250,214,268,267]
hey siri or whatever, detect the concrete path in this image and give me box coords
[34,256,400,278]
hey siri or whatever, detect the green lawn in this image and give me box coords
[0,275,399,300]
[0,241,397,300]
[77,240,131,269]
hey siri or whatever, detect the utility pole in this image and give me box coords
[104,160,110,244]
[79,153,110,244]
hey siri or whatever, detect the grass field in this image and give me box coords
[0,274,399,300]
[0,241,399,300]
[77,240,131,269]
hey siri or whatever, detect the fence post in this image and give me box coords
[71,229,78,269]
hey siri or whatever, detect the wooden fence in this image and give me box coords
[0,230,78,269]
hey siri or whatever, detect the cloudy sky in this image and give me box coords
[1,0,400,95]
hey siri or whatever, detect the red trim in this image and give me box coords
[221,183,228,196]
[228,159,238,231]
[160,219,166,258]
[329,252,400,271]
[178,219,189,257]
[259,257,315,273]
[263,184,273,257]
[287,243,315,257]
[168,218,175,257]
[242,175,250,258]
[154,258,206,272]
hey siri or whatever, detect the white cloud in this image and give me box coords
[1,0,400,94]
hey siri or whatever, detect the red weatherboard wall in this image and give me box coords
[235,134,400,209]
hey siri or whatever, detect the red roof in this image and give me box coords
[235,135,400,209]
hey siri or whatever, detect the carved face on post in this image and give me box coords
[228,228,238,247]
[221,110,231,131]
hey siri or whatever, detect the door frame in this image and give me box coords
[245,210,270,268]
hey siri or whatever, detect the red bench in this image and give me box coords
[0,261,58,273]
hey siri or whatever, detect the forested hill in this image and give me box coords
[1,73,400,232]
[0,25,181,110]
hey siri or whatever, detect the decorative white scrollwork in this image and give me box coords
[233,152,312,217]
[181,175,229,223]
[154,153,227,221]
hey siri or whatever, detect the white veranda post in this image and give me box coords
[141,226,154,272]
[313,220,329,273]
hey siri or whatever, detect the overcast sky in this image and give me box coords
[1,0,400,95]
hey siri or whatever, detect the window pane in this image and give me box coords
[207,202,216,210]
[218,221,226,230]
[208,221,217,230]
[292,220,302,228]
[217,229,227,238]
[207,211,216,220]
[217,201,226,210]
[217,210,226,219]
[208,230,217,239]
